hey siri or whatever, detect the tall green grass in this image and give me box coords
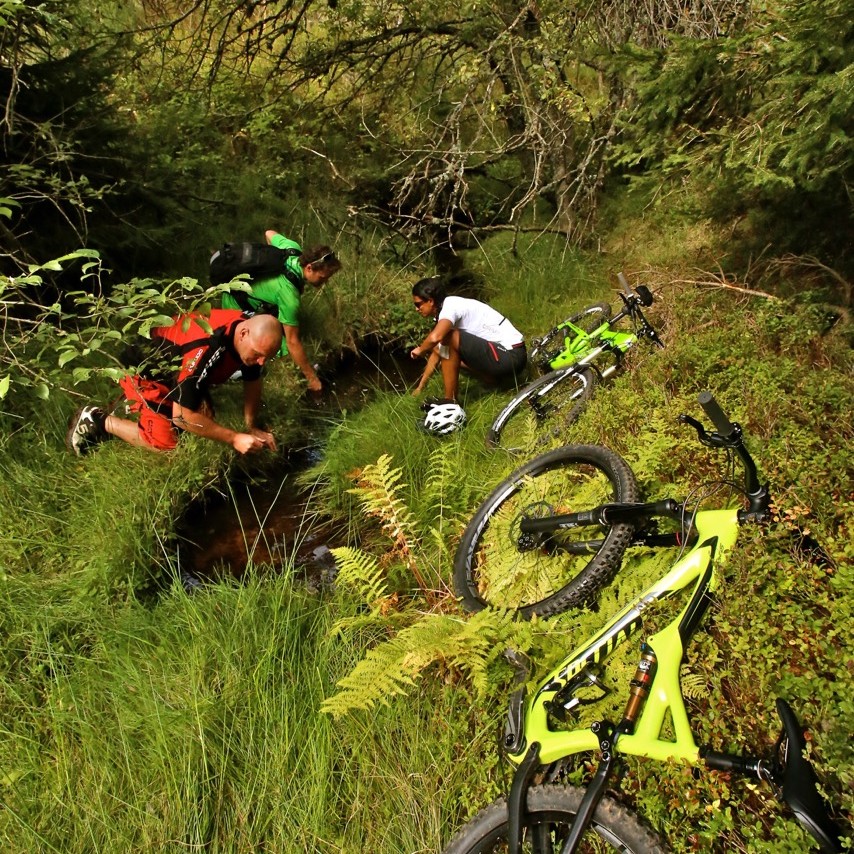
[0,571,498,852]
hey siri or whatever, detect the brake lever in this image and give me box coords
[679,413,708,441]
[679,413,742,449]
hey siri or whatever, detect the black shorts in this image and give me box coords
[458,330,527,380]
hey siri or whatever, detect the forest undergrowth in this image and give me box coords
[0,213,852,852]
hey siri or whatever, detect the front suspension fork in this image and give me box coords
[505,724,621,854]
[507,742,543,854]
[558,721,619,854]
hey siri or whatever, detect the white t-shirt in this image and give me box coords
[437,296,524,350]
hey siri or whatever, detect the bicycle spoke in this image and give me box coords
[469,463,620,610]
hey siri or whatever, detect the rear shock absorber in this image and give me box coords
[619,643,658,733]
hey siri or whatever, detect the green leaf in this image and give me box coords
[58,350,78,367]
[0,375,10,399]
[35,383,50,400]
[0,197,20,220]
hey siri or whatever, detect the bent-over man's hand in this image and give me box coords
[247,427,277,451]
[232,432,268,454]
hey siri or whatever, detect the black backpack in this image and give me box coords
[209,242,303,295]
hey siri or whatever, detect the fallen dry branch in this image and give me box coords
[680,267,780,301]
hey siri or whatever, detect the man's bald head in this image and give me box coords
[235,313,283,366]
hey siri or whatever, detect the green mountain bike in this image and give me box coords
[445,393,846,853]
[486,273,663,450]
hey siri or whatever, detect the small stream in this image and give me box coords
[175,342,422,590]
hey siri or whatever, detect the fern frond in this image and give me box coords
[680,666,709,700]
[418,525,451,592]
[321,608,522,718]
[330,546,389,608]
[321,637,419,718]
[423,446,455,506]
[348,453,418,549]
[347,453,439,598]
[422,448,479,532]
[444,608,518,694]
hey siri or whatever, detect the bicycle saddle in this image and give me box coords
[775,697,844,853]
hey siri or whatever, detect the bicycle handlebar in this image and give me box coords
[698,391,737,439]
[686,392,769,517]
[613,275,660,348]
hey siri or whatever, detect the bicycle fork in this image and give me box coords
[507,646,658,854]
[557,645,657,854]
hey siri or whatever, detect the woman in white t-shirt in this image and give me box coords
[410,277,527,401]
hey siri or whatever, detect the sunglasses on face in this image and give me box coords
[413,299,429,310]
[313,251,336,266]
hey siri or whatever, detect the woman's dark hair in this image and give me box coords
[300,244,342,273]
[412,276,447,308]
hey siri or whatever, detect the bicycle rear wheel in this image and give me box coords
[487,367,596,452]
[530,303,611,370]
[454,445,637,619]
[442,785,666,853]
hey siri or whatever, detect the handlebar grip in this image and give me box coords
[617,272,631,294]
[697,391,737,438]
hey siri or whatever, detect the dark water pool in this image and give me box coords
[175,344,422,588]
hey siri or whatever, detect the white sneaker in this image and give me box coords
[65,406,107,456]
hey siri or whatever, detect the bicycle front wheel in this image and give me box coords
[442,785,666,854]
[487,367,596,452]
[454,445,637,618]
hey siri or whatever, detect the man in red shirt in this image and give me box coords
[66,310,281,455]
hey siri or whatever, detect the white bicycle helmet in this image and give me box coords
[422,402,467,435]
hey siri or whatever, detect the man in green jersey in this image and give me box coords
[221,230,341,392]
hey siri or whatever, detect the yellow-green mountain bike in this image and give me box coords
[446,392,846,853]
[487,273,663,450]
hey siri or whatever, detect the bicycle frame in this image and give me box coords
[548,323,638,373]
[505,505,738,768]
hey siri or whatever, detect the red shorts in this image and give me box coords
[119,375,179,451]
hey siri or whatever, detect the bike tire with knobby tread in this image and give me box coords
[487,366,596,451]
[442,784,667,854]
[454,444,638,619]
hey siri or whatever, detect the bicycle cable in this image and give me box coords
[673,463,740,563]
